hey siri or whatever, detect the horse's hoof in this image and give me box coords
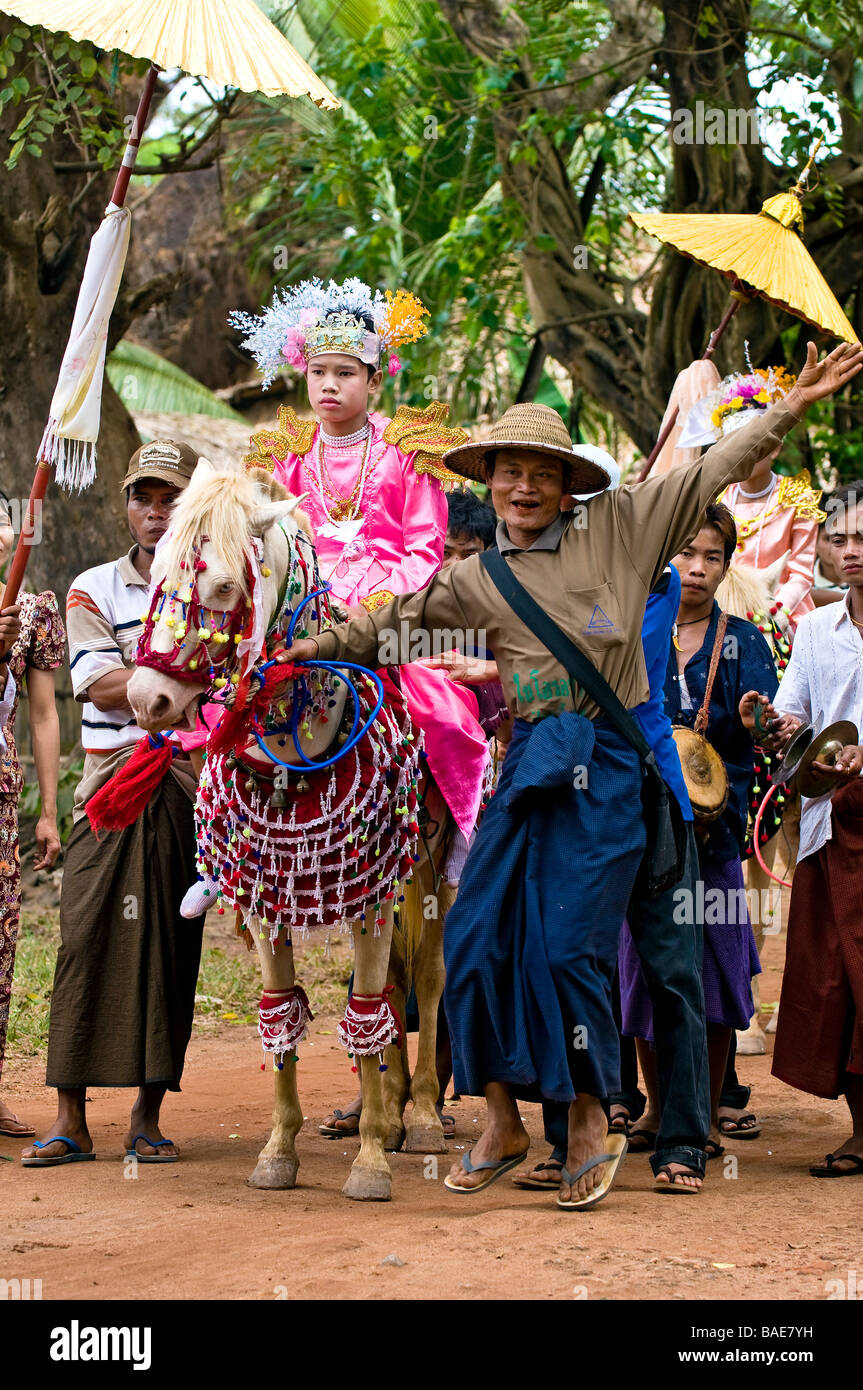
[247,1156,299,1190]
[403,1122,447,1154]
[385,1125,406,1152]
[735,1025,767,1056]
[342,1166,392,1202]
[764,1010,778,1035]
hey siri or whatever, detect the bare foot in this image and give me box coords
[627,1108,660,1152]
[123,1119,178,1159]
[717,1104,760,1137]
[654,1162,703,1191]
[559,1094,610,1204]
[512,1155,563,1187]
[21,1122,93,1162]
[0,1097,34,1137]
[320,1101,362,1135]
[446,1115,529,1191]
[809,1134,863,1175]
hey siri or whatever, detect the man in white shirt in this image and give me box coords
[747,479,863,1178]
[23,440,205,1170]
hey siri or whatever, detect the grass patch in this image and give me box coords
[8,909,353,1058]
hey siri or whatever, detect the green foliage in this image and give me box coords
[106,341,247,421]
[0,22,148,172]
[226,0,527,417]
[8,911,352,1057]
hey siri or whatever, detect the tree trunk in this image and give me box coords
[438,0,863,454]
[0,19,141,610]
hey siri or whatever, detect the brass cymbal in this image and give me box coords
[795,720,859,799]
[772,722,815,784]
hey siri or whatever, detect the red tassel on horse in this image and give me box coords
[86,734,176,836]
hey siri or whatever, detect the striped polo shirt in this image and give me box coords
[67,546,149,754]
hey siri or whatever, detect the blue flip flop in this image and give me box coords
[126,1134,179,1164]
[557,1133,628,1209]
[443,1147,528,1193]
[21,1136,96,1167]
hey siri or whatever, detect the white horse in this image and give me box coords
[128,461,449,1199]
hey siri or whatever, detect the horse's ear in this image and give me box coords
[249,493,309,535]
[192,454,218,478]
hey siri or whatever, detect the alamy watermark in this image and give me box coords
[671,102,782,146]
[0,497,42,543]
[377,623,488,665]
[673,883,782,932]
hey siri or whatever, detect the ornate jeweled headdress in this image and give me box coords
[679,351,796,448]
[229,276,429,387]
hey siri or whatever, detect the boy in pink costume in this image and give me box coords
[232,278,489,846]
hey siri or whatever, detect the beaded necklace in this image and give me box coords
[307,423,376,527]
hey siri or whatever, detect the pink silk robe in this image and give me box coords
[249,408,489,837]
[719,473,824,630]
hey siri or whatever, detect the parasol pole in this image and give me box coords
[636,294,746,482]
[2,63,162,611]
[635,135,829,483]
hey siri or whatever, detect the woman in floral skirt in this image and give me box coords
[0,491,65,1139]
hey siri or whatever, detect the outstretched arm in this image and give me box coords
[616,342,863,589]
[280,561,475,669]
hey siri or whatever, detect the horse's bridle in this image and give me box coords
[136,540,253,685]
[136,523,387,772]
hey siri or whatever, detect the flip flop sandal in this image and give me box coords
[704,1139,725,1160]
[319,1109,361,1138]
[718,1113,761,1140]
[512,1160,564,1190]
[626,1127,657,1154]
[653,1164,702,1195]
[21,1136,95,1167]
[443,1147,529,1194]
[441,1113,456,1137]
[0,1113,35,1138]
[810,1152,863,1178]
[126,1135,178,1164]
[608,1116,630,1136]
[557,1133,628,1210]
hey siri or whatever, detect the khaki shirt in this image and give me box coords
[314,400,802,721]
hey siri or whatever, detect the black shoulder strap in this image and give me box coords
[480,547,653,766]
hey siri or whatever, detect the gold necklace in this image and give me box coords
[720,480,783,549]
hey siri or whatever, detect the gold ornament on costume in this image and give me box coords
[243,407,317,473]
[361,590,396,613]
[383,402,469,485]
[719,468,826,548]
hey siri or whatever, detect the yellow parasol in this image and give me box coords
[1,0,340,103]
[0,0,339,604]
[630,142,859,477]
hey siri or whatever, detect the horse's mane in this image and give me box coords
[717,550,789,620]
[160,462,308,596]
[717,563,771,620]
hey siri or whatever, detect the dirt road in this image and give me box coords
[1,923,858,1303]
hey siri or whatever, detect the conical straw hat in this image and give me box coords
[630,188,857,344]
[443,402,612,493]
[2,0,340,104]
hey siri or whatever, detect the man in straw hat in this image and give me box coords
[281,341,861,1209]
